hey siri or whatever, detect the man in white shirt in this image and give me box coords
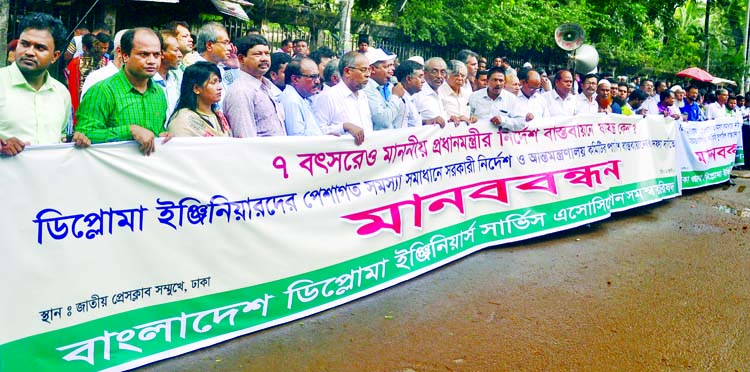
[575,73,599,115]
[457,49,478,93]
[393,60,424,128]
[311,51,369,145]
[706,89,731,120]
[542,69,576,116]
[468,67,525,131]
[513,67,548,121]
[438,60,474,124]
[413,57,451,127]
[81,29,128,98]
[640,78,660,116]
[362,48,405,131]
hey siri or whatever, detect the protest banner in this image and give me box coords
[0,114,700,371]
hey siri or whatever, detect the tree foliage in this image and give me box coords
[349,0,748,85]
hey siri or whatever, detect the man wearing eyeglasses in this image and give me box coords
[412,57,450,127]
[575,73,599,115]
[362,48,406,131]
[279,57,323,136]
[312,51,370,145]
[223,34,286,138]
[193,22,234,107]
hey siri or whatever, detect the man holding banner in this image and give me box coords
[0,13,90,156]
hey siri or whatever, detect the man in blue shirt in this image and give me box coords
[279,57,323,136]
[680,85,703,121]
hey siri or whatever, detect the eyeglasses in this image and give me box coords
[212,39,232,46]
[347,66,370,73]
[429,69,447,76]
[298,73,321,80]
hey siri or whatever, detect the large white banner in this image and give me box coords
[0,114,697,371]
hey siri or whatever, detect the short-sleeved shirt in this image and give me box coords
[0,63,71,144]
[279,85,322,136]
[76,69,167,143]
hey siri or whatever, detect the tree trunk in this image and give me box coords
[0,0,9,67]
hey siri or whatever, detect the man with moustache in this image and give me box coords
[457,49,478,92]
[312,51,370,145]
[363,48,405,131]
[394,60,425,128]
[706,88,731,120]
[154,30,183,122]
[512,67,548,121]
[468,67,525,131]
[413,57,452,127]
[0,12,90,156]
[474,69,489,91]
[542,69,576,116]
[575,73,599,114]
[164,21,196,68]
[280,57,323,136]
[223,34,286,138]
[77,28,168,155]
[680,85,703,121]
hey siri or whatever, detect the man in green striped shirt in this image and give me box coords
[77,28,169,155]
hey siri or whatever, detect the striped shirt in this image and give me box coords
[76,69,167,143]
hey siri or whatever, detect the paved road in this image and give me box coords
[141,174,750,372]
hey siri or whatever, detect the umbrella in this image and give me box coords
[676,67,714,82]
[711,77,737,86]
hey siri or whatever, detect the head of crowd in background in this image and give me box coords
[323,59,340,87]
[310,46,336,76]
[174,61,223,116]
[292,39,308,57]
[457,49,478,79]
[475,69,489,90]
[196,22,231,64]
[278,39,293,55]
[159,30,183,71]
[628,89,648,109]
[268,52,292,90]
[518,67,540,97]
[357,34,369,53]
[164,21,193,54]
[639,78,654,96]
[394,59,424,96]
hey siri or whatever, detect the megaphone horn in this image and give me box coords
[572,44,599,74]
[554,23,585,51]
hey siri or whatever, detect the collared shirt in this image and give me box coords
[0,63,71,144]
[153,69,183,124]
[279,85,322,136]
[401,91,422,128]
[438,83,471,118]
[81,61,119,98]
[706,102,730,120]
[514,89,549,119]
[542,89,576,117]
[223,70,286,138]
[680,99,703,121]
[468,88,524,130]
[76,69,167,143]
[413,83,448,121]
[312,81,373,135]
[362,78,405,131]
[575,93,598,115]
[643,95,660,115]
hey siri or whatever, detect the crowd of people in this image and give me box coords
[2,12,748,157]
